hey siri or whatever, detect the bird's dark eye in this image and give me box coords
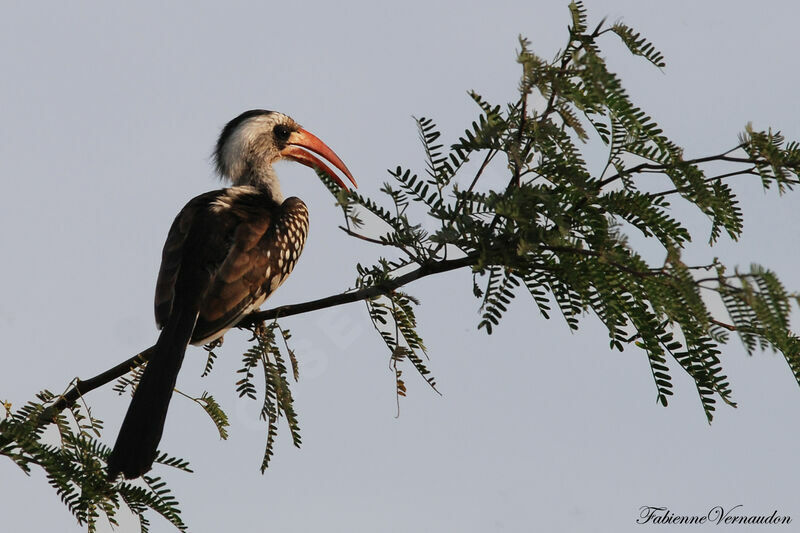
[273,124,292,142]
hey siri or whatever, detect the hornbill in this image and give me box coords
[107,110,356,479]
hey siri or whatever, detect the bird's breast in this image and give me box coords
[263,196,309,292]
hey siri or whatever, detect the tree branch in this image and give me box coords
[239,254,477,326]
[40,348,153,423]
[41,255,480,419]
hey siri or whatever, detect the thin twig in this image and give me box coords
[596,144,748,189]
[710,319,737,332]
[337,225,420,263]
[650,168,757,197]
[338,226,389,246]
[467,149,499,194]
[513,91,528,188]
[430,148,498,259]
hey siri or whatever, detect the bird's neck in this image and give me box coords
[236,166,284,204]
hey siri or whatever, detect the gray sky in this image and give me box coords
[2,1,800,531]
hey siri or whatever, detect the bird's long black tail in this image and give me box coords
[107,308,198,479]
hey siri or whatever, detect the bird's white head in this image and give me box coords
[214,110,356,202]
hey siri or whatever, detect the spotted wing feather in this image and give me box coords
[191,196,308,343]
[154,189,309,345]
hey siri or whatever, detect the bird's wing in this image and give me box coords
[153,189,233,330]
[154,189,309,345]
[191,196,309,344]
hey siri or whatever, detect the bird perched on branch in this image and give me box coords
[107,110,356,479]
